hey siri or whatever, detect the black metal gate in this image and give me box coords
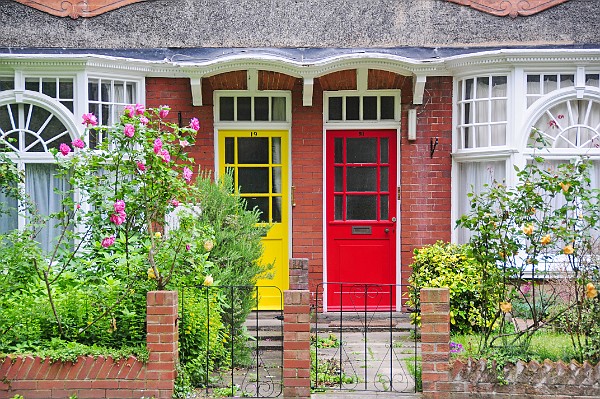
[312,283,420,393]
[180,285,283,398]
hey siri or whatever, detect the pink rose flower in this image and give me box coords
[170,199,180,207]
[110,212,127,226]
[124,105,136,116]
[179,140,190,148]
[135,103,145,115]
[189,117,200,131]
[186,244,191,251]
[140,116,149,125]
[136,161,146,172]
[72,139,85,149]
[182,167,192,183]
[82,113,98,126]
[124,123,135,138]
[114,200,126,213]
[159,106,169,119]
[59,143,71,156]
[153,138,163,154]
[158,149,171,163]
[101,236,115,248]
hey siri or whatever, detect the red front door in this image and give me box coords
[326,130,397,311]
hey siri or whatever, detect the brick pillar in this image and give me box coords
[283,290,311,399]
[146,291,178,399]
[421,288,450,399]
[289,258,309,290]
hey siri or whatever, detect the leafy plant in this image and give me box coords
[408,241,495,334]
[456,134,600,361]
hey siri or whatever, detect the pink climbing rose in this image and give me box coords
[190,117,200,131]
[82,113,98,126]
[101,236,116,248]
[113,200,126,213]
[124,123,135,138]
[170,199,180,207]
[72,139,85,149]
[135,103,145,115]
[159,106,169,119]
[59,143,71,156]
[136,161,146,172]
[158,149,171,163]
[183,167,192,183]
[124,105,136,116]
[110,212,127,226]
[140,116,149,125]
[153,138,163,154]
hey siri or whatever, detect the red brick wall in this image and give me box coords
[0,291,178,399]
[291,78,324,293]
[146,77,215,175]
[400,76,453,285]
[144,73,454,291]
[283,290,311,399]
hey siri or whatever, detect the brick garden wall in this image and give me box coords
[0,291,178,399]
[420,287,600,399]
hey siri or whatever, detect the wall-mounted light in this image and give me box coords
[407,108,417,141]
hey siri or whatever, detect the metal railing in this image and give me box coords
[312,283,420,393]
[180,285,283,398]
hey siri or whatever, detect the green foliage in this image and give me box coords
[405,356,422,392]
[310,348,356,391]
[311,333,340,348]
[192,172,269,367]
[408,241,495,334]
[0,106,268,389]
[456,136,600,362]
[179,287,228,386]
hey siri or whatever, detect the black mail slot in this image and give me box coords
[352,226,372,235]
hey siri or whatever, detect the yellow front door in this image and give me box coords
[219,130,289,310]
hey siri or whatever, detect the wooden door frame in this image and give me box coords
[322,124,401,311]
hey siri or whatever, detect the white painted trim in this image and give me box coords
[519,86,600,151]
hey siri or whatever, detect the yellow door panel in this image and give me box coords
[218,130,289,310]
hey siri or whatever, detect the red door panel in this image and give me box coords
[326,130,397,311]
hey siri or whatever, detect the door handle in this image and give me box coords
[384,228,390,233]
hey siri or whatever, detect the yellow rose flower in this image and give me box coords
[203,275,214,286]
[540,234,551,245]
[586,283,598,299]
[204,239,214,252]
[500,302,512,313]
[147,267,156,280]
[154,231,162,239]
[560,182,571,193]
[522,224,534,235]
[563,244,574,255]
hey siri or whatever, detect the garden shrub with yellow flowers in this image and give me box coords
[0,105,268,395]
[452,144,600,365]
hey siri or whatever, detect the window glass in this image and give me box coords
[380,96,395,120]
[347,138,376,163]
[220,97,234,121]
[272,97,286,121]
[457,160,506,243]
[457,75,508,149]
[0,78,14,92]
[363,96,377,120]
[237,97,252,121]
[346,96,360,120]
[329,97,343,120]
[346,195,377,220]
[254,97,269,121]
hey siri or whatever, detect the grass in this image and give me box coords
[451,331,577,363]
[405,356,422,392]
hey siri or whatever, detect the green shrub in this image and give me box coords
[408,241,497,334]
